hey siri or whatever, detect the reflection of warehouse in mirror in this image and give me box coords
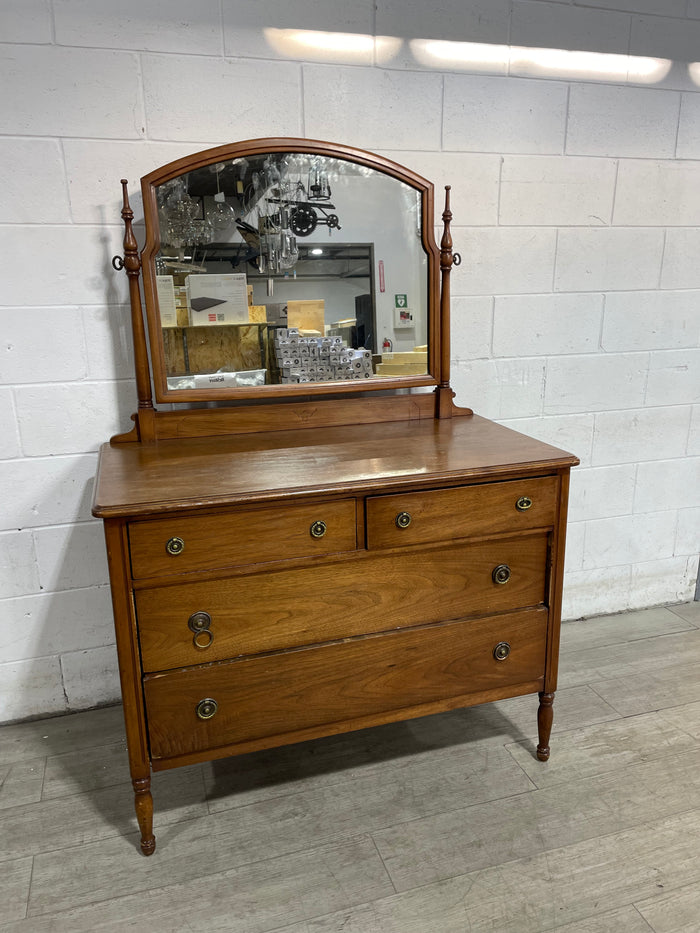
[154,149,429,388]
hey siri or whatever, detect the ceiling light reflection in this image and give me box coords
[412,39,509,73]
[264,28,400,64]
[626,55,672,83]
[412,37,670,84]
[513,46,670,83]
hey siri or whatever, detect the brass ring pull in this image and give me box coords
[196,698,218,720]
[492,564,511,585]
[395,511,412,529]
[165,536,185,556]
[193,630,214,649]
[310,520,327,539]
[493,642,511,661]
[516,496,533,512]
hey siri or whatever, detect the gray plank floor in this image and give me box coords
[2,601,700,932]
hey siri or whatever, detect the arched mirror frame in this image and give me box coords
[137,138,442,404]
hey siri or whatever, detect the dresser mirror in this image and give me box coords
[136,139,440,403]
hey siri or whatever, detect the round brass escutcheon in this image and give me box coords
[310,520,327,539]
[492,563,512,585]
[188,611,212,633]
[493,641,511,661]
[516,496,533,512]
[165,536,185,556]
[196,698,218,720]
[395,511,412,529]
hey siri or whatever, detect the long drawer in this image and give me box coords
[129,498,357,579]
[136,533,549,672]
[144,607,548,761]
[366,475,557,550]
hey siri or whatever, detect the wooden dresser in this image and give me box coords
[93,138,577,854]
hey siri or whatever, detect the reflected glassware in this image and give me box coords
[211,195,235,234]
[210,164,236,234]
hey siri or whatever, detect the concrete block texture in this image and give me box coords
[661,228,700,287]
[544,354,649,414]
[499,156,616,226]
[304,65,442,150]
[1,0,699,720]
[0,46,144,139]
[0,390,21,461]
[493,293,603,356]
[142,55,303,141]
[592,406,693,465]
[601,291,700,352]
[554,228,664,292]
[614,160,700,226]
[444,74,568,154]
[54,0,223,55]
[566,84,680,158]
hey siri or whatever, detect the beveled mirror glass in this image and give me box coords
[140,140,440,402]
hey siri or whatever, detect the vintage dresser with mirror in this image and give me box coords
[92,138,578,855]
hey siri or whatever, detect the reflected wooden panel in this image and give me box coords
[162,325,269,379]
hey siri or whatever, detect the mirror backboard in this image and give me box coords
[140,140,440,402]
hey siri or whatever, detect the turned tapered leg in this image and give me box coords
[133,776,156,855]
[536,691,555,761]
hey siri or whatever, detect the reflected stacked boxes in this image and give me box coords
[274,328,373,384]
[375,348,428,376]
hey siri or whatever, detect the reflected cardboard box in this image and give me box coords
[287,299,325,335]
[187,273,249,326]
[376,348,428,376]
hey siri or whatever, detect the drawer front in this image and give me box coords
[129,499,357,579]
[144,608,547,760]
[366,476,557,550]
[136,534,548,672]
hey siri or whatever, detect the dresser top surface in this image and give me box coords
[92,413,578,518]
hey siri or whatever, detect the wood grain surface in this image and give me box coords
[129,498,357,579]
[93,414,578,519]
[144,608,548,760]
[366,475,557,549]
[136,534,548,671]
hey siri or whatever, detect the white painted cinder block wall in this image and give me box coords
[1,0,698,723]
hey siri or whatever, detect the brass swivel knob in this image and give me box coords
[196,698,218,720]
[395,511,412,529]
[492,564,511,585]
[165,536,185,556]
[493,642,511,661]
[188,611,213,649]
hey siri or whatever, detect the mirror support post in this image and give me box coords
[116,180,156,441]
[436,186,456,418]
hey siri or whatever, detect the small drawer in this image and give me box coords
[144,608,548,761]
[366,476,557,550]
[128,498,357,579]
[135,533,548,672]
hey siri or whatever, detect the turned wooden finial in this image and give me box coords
[440,185,453,270]
[119,179,141,276]
[437,185,456,404]
[113,179,155,432]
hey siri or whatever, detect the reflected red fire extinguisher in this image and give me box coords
[382,336,392,353]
